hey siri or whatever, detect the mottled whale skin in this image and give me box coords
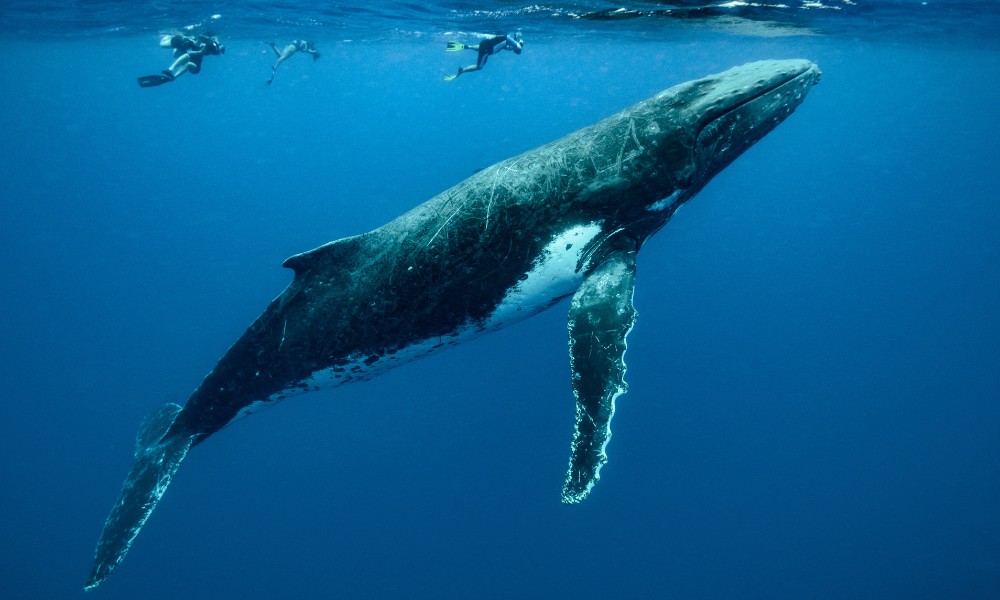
[86,59,820,589]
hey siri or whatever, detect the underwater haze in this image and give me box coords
[1,1,999,598]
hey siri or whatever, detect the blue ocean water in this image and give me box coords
[1,1,999,598]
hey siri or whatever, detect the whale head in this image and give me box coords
[600,59,821,236]
[683,59,821,190]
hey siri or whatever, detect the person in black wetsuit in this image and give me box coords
[444,32,523,81]
[138,34,225,88]
[266,40,320,85]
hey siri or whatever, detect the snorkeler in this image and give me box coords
[137,33,225,88]
[443,32,523,81]
[266,40,321,85]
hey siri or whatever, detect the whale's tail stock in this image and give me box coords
[85,403,194,590]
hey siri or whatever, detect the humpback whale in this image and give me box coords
[86,59,820,589]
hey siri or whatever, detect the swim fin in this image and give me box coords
[137,73,174,87]
[446,41,466,52]
[443,73,458,81]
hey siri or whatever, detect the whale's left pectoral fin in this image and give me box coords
[562,243,638,504]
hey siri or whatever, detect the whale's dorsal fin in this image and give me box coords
[562,240,638,504]
[282,234,366,276]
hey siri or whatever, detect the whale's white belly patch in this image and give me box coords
[229,328,482,426]
[488,222,603,328]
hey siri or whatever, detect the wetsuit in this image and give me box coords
[167,35,200,55]
[184,43,222,74]
[474,34,522,69]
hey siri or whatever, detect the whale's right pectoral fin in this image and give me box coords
[85,404,194,590]
[562,241,638,504]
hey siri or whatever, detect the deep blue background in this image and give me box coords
[0,29,998,600]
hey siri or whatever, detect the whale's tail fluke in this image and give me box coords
[85,403,194,591]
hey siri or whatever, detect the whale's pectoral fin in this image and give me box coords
[562,241,638,504]
[85,404,194,590]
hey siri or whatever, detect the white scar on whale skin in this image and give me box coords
[646,189,685,212]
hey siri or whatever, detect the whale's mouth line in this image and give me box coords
[695,65,813,144]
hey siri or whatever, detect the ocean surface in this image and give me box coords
[1,1,999,599]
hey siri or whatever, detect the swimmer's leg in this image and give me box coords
[444,64,481,81]
[168,55,195,78]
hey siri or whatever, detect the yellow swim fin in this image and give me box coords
[446,41,465,52]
